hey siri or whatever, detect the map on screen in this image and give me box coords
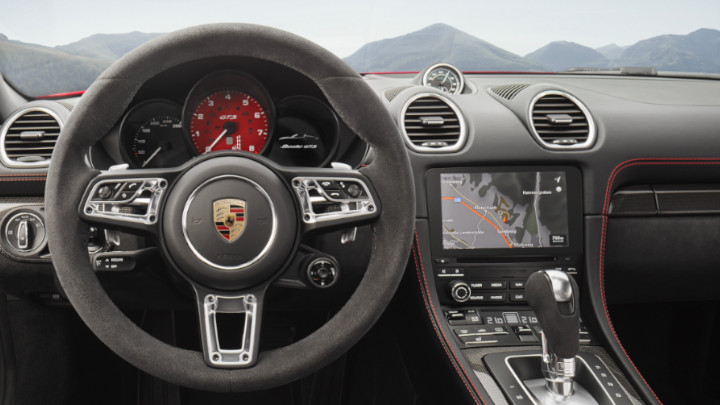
[440,172,569,249]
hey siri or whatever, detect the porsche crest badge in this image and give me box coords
[213,199,246,242]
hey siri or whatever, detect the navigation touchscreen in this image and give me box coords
[439,171,569,250]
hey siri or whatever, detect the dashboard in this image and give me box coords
[89,59,367,172]
[115,71,339,169]
[2,51,720,405]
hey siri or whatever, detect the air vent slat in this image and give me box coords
[401,94,466,153]
[403,126,461,131]
[536,129,590,135]
[1,107,62,167]
[528,91,595,150]
[5,140,59,145]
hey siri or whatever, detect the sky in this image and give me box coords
[1,0,719,57]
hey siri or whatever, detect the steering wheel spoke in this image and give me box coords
[193,284,265,368]
[79,168,177,235]
[282,167,381,232]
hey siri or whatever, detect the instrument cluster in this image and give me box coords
[118,70,340,169]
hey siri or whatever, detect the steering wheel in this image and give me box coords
[45,24,414,392]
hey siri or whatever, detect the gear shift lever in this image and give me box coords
[526,270,580,398]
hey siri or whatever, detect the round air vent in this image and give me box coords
[528,91,596,150]
[0,107,63,168]
[400,93,467,153]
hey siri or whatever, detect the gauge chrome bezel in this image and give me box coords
[421,63,465,95]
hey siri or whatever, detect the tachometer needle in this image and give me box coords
[141,146,163,168]
[205,129,228,154]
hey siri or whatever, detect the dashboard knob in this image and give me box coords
[346,184,362,198]
[449,280,471,303]
[97,185,113,199]
[1,210,47,255]
[306,256,339,288]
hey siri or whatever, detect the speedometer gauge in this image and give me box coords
[422,63,465,95]
[183,71,274,156]
[120,100,192,168]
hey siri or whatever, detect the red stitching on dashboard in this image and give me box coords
[599,157,720,405]
[0,174,47,182]
[413,228,485,405]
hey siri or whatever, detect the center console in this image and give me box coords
[421,167,643,404]
[427,167,584,343]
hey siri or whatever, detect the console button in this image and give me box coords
[510,293,527,302]
[469,294,487,302]
[122,181,143,192]
[460,335,498,345]
[445,310,467,325]
[510,281,526,289]
[464,309,482,324]
[93,182,123,200]
[488,281,507,289]
[318,180,339,190]
[437,268,464,277]
[338,181,365,198]
[325,190,345,199]
[454,326,508,337]
[454,327,474,337]
[469,281,486,289]
[114,189,134,201]
[519,334,539,343]
[488,293,507,302]
[96,185,113,200]
[512,325,538,342]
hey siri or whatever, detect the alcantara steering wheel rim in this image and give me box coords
[45,23,415,392]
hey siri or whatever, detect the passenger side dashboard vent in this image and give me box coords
[401,94,466,153]
[529,91,596,150]
[0,107,63,168]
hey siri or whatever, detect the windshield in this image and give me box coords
[1,0,719,97]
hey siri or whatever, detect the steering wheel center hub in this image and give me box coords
[182,175,276,269]
[162,155,297,290]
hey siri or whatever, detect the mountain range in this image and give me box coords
[524,41,610,72]
[1,24,719,97]
[343,24,542,72]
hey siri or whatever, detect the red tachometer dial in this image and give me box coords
[189,90,269,154]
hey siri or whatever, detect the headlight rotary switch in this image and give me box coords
[306,256,339,288]
[2,210,47,256]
